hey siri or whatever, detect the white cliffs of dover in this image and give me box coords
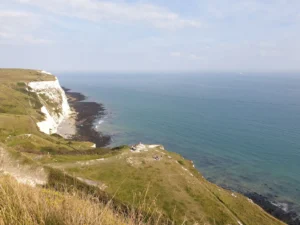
[28,72,71,135]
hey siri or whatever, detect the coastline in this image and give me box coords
[245,192,300,225]
[59,86,299,224]
[62,87,111,147]
[214,181,300,225]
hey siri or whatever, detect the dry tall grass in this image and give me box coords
[0,176,164,225]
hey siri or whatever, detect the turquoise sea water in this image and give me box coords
[58,72,300,214]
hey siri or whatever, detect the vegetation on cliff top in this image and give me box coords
[0,69,286,225]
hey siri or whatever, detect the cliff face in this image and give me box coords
[28,76,71,135]
[0,69,287,225]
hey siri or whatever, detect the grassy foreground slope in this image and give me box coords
[0,69,285,225]
[39,145,284,225]
[0,176,143,225]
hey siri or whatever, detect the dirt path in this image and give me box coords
[0,147,47,187]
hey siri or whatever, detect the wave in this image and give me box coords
[94,119,105,131]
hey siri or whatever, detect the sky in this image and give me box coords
[0,0,300,73]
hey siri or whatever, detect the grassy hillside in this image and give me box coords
[0,176,150,225]
[0,69,55,83]
[32,145,283,225]
[0,69,286,225]
[0,69,93,149]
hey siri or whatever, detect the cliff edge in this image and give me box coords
[0,69,287,225]
[28,71,71,134]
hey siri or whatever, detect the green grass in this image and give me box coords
[63,146,284,225]
[0,176,145,225]
[2,131,95,154]
[0,69,95,153]
[0,114,39,141]
[0,68,55,83]
[0,85,42,116]
[0,69,286,225]
[23,147,127,165]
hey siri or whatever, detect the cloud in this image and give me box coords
[188,54,203,60]
[1,0,299,72]
[0,10,52,44]
[16,0,201,29]
[206,0,300,23]
[170,52,181,57]
[0,32,12,39]
[259,49,279,57]
[0,10,38,32]
[170,52,203,60]
[23,36,53,44]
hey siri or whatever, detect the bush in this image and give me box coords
[177,160,184,165]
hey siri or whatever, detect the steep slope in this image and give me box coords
[28,77,71,134]
[0,176,140,225]
[39,144,285,225]
[0,69,71,135]
[0,69,93,151]
[0,69,287,225]
[0,144,47,187]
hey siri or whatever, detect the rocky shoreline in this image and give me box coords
[216,181,300,225]
[62,87,111,147]
[245,192,300,225]
[62,86,299,225]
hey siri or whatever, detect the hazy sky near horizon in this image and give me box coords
[0,0,300,72]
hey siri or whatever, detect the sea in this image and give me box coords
[58,72,300,216]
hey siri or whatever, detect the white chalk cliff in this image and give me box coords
[28,71,71,134]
